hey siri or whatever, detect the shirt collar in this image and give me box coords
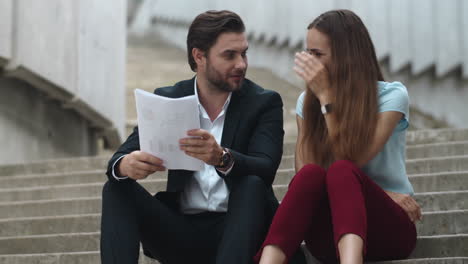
[194,76,232,114]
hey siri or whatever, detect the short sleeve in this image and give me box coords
[378,82,410,130]
[296,92,306,119]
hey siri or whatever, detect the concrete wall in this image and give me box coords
[0,0,127,163]
[129,0,468,128]
[0,0,13,68]
[0,78,96,164]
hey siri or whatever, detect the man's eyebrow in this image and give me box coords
[221,47,249,54]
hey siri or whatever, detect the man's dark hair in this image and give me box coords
[187,10,245,72]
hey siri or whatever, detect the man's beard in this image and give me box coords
[205,61,245,92]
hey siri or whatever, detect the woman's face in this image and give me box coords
[306,28,332,69]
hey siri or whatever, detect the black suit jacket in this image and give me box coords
[106,77,284,213]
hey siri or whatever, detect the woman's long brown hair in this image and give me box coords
[300,9,384,167]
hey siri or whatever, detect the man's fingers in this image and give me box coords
[134,151,164,166]
[181,145,207,154]
[179,137,205,147]
[134,161,164,172]
[187,129,211,139]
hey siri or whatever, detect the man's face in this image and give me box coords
[202,32,248,92]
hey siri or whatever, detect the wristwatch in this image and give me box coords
[216,148,233,169]
[321,103,332,115]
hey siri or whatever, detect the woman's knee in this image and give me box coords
[288,164,327,195]
[292,163,326,185]
[326,160,360,185]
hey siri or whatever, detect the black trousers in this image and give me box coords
[100,175,282,264]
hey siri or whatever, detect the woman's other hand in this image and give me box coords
[385,190,422,222]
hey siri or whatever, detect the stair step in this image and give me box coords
[284,140,468,159]
[1,188,466,219]
[274,169,468,193]
[410,171,468,193]
[414,190,468,212]
[0,179,165,202]
[1,232,466,258]
[0,197,102,219]
[0,232,100,254]
[273,186,468,212]
[406,129,468,146]
[416,210,468,236]
[367,257,468,264]
[0,157,108,177]
[1,128,465,177]
[1,209,465,237]
[406,141,468,159]
[410,234,468,258]
[0,252,465,264]
[0,170,109,189]
[406,155,468,174]
[2,170,467,202]
[0,214,100,237]
[0,251,160,264]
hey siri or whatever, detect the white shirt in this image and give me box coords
[179,78,232,214]
[112,77,233,214]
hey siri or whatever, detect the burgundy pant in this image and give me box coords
[254,160,416,263]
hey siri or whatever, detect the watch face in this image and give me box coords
[222,152,230,163]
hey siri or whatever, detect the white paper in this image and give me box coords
[134,89,203,171]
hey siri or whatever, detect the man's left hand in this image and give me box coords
[179,129,223,166]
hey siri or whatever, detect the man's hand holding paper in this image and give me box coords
[134,89,204,171]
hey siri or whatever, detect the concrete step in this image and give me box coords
[1,128,462,177]
[273,169,468,193]
[0,170,167,189]
[1,165,467,195]
[0,214,100,237]
[0,179,165,202]
[1,231,466,258]
[0,232,100,254]
[1,188,466,219]
[0,251,160,264]
[1,208,465,237]
[368,257,468,264]
[273,186,468,212]
[406,155,468,174]
[2,170,467,203]
[283,140,468,159]
[410,234,468,258]
[0,252,466,264]
[0,197,102,219]
[406,129,468,145]
[407,141,468,159]
[410,171,468,193]
[416,210,468,236]
[0,156,108,177]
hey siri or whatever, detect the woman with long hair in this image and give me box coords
[254,10,421,264]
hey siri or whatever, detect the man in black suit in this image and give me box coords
[101,10,298,264]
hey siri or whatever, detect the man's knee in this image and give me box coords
[102,179,136,202]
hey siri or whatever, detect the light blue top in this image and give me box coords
[296,81,414,195]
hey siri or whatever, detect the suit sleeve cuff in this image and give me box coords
[216,161,234,176]
[112,155,129,181]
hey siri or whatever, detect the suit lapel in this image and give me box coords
[221,90,243,148]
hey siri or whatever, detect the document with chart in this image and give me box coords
[135,89,203,171]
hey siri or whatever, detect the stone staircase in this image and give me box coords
[1,36,467,263]
[0,128,467,263]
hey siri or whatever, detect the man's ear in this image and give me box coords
[192,48,205,69]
